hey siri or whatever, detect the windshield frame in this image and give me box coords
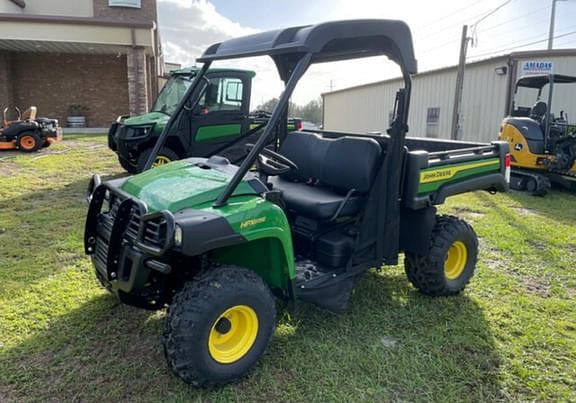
[151,73,196,116]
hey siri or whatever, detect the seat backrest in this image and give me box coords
[530,101,547,120]
[279,131,382,194]
[21,106,37,121]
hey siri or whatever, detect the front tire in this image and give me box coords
[404,215,478,296]
[118,156,139,174]
[136,146,179,172]
[163,265,276,386]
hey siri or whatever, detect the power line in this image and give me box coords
[476,18,547,40]
[475,23,576,54]
[419,39,459,54]
[546,35,576,48]
[421,3,507,39]
[475,4,552,34]
[468,29,576,60]
[472,0,511,27]
[419,0,487,30]
[469,0,512,46]
[419,1,516,55]
[419,11,552,54]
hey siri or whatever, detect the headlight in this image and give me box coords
[174,224,183,247]
[125,126,152,139]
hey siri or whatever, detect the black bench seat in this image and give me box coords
[269,131,382,220]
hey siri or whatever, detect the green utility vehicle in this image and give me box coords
[108,67,302,173]
[85,19,510,386]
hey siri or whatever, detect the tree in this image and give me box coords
[256,97,323,125]
[296,98,322,125]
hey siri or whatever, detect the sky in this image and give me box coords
[157,0,576,107]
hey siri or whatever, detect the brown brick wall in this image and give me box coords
[12,53,130,127]
[93,0,157,22]
[0,51,15,114]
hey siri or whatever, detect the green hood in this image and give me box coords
[120,160,257,212]
[123,112,169,127]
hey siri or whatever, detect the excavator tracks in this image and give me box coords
[510,168,576,195]
[510,169,551,196]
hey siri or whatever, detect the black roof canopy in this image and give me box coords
[517,74,576,89]
[197,19,417,79]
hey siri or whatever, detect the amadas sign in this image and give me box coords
[521,61,554,76]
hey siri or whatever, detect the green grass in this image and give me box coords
[1,134,575,401]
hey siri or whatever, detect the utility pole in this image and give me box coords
[549,0,558,49]
[451,25,469,140]
[549,0,568,49]
[449,0,511,140]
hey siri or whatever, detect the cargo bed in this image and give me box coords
[303,129,509,209]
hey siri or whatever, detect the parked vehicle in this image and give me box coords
[499,74,576,195]
[85,19,509,386]
[108,67,302,173]
[0,106,62,152]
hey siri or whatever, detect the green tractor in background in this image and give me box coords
[85,20,509,386]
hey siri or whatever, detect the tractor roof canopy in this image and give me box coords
[197,19,417,80]
[517,74,576,89]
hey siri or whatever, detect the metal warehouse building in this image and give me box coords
[322,49,576,143]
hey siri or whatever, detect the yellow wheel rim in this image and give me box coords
[208,305,258,364]
[152,155,171,167]
[444,241,467,280]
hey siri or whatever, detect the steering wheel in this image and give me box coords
[246,143,298,176]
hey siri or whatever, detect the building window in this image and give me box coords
[426,107,440,138]
[109,0,141,8]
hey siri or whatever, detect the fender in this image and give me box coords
[177,197,295,293]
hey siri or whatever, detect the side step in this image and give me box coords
[294,258,364,313]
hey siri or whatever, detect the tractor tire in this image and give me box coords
[118,156,139,174]
[525,175,551,196]
[136,147,179,172]
[17,132,42,152]
[41,140,51,148]
[404,215,478,296]
[163,265,276,386]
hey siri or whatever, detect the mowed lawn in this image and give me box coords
[0,134,575,402]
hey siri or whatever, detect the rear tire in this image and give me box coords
[404,215,478,296]
[17,132,42,152]
[136,146,179,172]
[163,265,276,386]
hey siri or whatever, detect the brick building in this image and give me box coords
[0,0,163,128]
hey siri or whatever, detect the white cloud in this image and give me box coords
[157,0,414,107]
[158,0,288,107]
[157,0,258,66]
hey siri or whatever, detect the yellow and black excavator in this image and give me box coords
[498,74,576,195]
